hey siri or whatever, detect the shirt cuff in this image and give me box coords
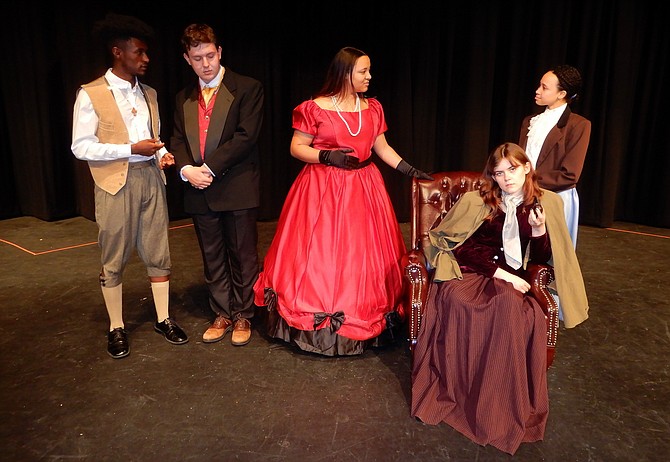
[203,163,215,177]
[179,165,193,182]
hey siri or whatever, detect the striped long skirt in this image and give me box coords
[410,273,549,455]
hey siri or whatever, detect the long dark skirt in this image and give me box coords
[410,273,548,455]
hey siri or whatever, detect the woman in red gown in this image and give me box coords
[253,47,432,356]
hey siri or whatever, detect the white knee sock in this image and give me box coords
[151,281,170,323]
[101,283,123,331]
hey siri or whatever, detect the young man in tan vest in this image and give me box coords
[71,13,188,358]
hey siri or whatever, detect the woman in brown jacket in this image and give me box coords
[519,64,591,247]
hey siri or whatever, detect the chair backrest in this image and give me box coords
[410,171,485,254]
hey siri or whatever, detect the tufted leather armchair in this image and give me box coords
[400,171,559,368]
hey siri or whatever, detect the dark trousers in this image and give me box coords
[192,207,259,320]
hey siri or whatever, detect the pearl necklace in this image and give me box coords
[331,95,362,137]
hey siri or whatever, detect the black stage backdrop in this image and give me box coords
[2,1,668,228]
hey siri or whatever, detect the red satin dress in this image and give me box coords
[253,98,406,356]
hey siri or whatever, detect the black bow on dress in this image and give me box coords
[313,311,345,331]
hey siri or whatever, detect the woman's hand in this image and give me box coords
[529,204,546,237]
[494,268,530,293]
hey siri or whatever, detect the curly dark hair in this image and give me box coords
[551,64,583,104]
[92,12,154,50]
[180,24,218,53]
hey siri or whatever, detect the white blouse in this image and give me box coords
[525,103,567,167]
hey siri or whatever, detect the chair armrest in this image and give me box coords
[401,249,431,352]
[524,263,558,368]
[401,255,559,368]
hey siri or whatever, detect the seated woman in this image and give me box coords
[410,142,589,455]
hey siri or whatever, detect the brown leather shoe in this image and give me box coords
[202,315,232,343]
[231,318,251,346]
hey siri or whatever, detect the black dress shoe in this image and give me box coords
[154,318,189,345]
[107,328,129,359]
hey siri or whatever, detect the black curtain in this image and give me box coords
[2,0,668,228]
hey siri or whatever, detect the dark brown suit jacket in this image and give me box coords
[519,106,591,192]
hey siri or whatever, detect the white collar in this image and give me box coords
[541,103,568,123]
[105,69,139,92]
[200,66,224,89]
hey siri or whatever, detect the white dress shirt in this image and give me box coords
[71,69,166,163]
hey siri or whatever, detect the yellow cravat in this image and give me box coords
[201,86,217,106]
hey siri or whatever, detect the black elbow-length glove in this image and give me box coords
[318,149,358,169]
[396,159,433,180]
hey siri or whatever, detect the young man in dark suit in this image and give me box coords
[170,23,264,346]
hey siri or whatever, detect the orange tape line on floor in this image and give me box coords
[604,228,670,239]
[0,223,194,256]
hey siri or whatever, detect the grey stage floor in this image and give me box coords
[0,216,668,461]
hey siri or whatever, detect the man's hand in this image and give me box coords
[159,152,174,170]
[183,165,213,190]
[132,138,165,157]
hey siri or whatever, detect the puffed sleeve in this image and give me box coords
[292,100,320,136]
[367,98,388,137]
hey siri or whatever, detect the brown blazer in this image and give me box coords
[519,106,591,192]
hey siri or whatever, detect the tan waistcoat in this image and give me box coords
[81,76,164,194]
